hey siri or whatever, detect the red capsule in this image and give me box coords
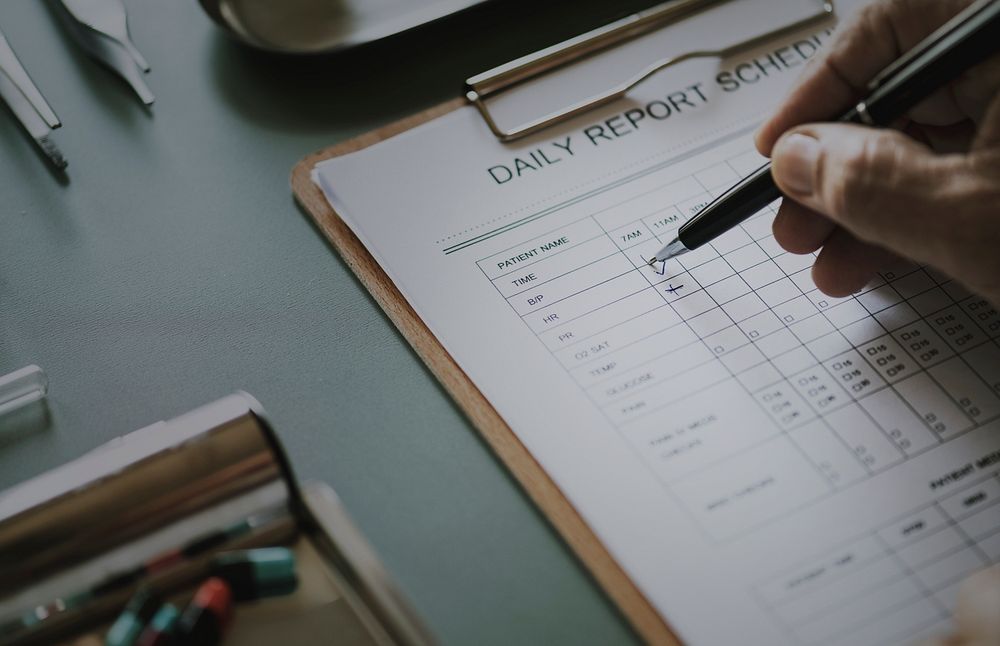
[177,578,233,646]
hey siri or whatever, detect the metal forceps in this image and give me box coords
[57,0,153,106]
[0,27,66,169]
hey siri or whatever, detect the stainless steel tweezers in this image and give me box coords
[0,27,66,169]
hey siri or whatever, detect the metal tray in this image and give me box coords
[198,0,492,54]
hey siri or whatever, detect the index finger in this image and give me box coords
[755,0,975,155]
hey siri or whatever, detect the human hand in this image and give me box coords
[918,566,1000,646]
[755,0,1000,304]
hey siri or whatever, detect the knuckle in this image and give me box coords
[829,10,876,65]
[852,2,884,33]
[824,133,897,223]
[944,167,1000,247]
[970,148,1000,177]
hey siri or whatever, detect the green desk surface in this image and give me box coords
[0,1,661,644]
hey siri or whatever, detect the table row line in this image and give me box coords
[518,251,988,346]
[755,477,1000,644]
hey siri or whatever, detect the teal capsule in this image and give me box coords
[20,609,41,628]
[211,547,298,601]
[148,604,179,632]
[137,603,180,646]
[106,587,159,646]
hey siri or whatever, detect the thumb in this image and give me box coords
[913,567,1000,646]
[770,124,970,267]
[952,565,1000,646]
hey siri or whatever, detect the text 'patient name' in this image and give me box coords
[496,236,570,271]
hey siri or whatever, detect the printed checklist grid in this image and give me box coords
[477,144,1000,545]
[754,472,1000,646]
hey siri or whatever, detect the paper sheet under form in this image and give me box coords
[313,1,1000,643]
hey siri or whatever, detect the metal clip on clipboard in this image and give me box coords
[465,0,837,142]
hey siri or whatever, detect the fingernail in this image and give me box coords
[774,133,820,195]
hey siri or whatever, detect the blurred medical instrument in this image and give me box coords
[0,28,66,169]
[198,0,488,53]
[0,365,48,418]
[57,0,153,105]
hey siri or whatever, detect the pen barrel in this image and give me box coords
[678,164,780,250]
[863,0,1000,125]
[676,0,1000,256]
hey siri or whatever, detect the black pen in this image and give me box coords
[648,0,1000,265]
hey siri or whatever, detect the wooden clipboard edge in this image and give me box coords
[290,98,681,646]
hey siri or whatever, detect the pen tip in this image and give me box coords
[658,238,689,262]
[646,257,659,267]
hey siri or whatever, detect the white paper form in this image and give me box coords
[313,1,1000,643]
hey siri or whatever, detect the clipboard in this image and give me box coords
[291,2,838,642]
[291,98,679,645]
